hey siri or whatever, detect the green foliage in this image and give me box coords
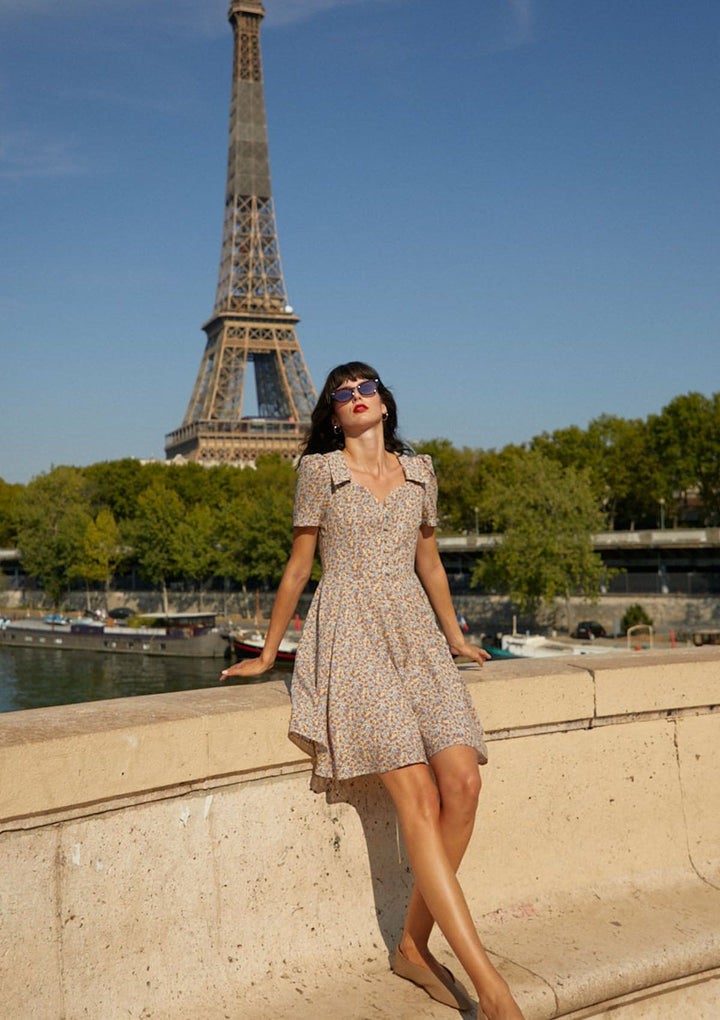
[472,451,608,614]
[216,456,297,586]
[4,387,718,603]
[72,509,123,595]
[129,482,186,610]
[175,504,226,597]
[0,478,23,547]
[231,489,295,586]
[531,415,665,530]
[15,467,93,607]
[413,439,487,533]
[649,392,720,525]
[622,603,653,633]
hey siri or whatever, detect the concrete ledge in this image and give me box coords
[590,646,720,715]
[6,648,718,825]
[0,682,302,822]
[1,650,719,1019]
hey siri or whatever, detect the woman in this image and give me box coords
[221,362,525,1020]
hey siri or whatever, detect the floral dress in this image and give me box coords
[289,450,488,781]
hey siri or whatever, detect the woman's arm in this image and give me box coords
[415,525,490,665]
[220,526,318,679]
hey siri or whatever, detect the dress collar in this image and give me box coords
[326,450,425,487]
[398,454,427,484]
[327,450,352,487]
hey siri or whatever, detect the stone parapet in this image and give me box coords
[1,649,719,1018]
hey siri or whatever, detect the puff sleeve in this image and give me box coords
[293,454,330,527]
[418,454,438,527]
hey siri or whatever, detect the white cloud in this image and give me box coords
[506,0,535,47]
[0,130,83,179]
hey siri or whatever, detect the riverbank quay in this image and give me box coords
[1,649,719,1018]
[3,588,719,643]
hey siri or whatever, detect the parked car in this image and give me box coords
[573,620,607,640]
[43,614,69,626]
[109,607,134,620]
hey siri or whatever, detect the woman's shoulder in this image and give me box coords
[296,452,334,483]
[400,452,436,479]
[298,452,329,469]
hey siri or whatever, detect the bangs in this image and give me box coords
[325,361,380,392]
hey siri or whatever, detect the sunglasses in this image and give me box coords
[329,379,380,404]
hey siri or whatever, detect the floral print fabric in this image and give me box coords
[289,450,488,781]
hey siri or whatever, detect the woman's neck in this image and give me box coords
[342,429,393,475]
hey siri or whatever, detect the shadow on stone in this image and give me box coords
[319,774,413,962]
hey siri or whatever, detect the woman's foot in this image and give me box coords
[393,943,473,1011]
[477,974,525,1020]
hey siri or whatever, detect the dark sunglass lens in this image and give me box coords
[332,388,353,403]
[358,380,378,396]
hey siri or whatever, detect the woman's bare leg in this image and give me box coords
[381,760,525,1020]
[399,745,481,979]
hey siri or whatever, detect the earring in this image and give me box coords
[332,423,342,435]
[382,412,388,421]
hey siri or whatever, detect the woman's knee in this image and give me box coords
[436,760,482,814]
[381,765,442,827]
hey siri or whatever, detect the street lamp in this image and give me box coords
[474,506,479,536]
[659,498,666,530]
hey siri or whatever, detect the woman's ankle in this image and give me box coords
[477,975,524,1020]
[398,936,431,968]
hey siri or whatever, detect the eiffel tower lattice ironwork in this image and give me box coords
[165,0,316,465]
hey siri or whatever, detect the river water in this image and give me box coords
[0,645,286,714]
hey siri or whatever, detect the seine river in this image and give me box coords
[0,645,286,714]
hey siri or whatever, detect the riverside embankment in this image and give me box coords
[3,587,719,639]
[1,646,719,1018]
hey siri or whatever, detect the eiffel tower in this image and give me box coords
[165,0,316,465]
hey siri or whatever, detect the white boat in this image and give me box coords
[232,630,299,665]
[501,633,617,658]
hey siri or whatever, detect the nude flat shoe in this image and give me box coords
[392,946,473,1011]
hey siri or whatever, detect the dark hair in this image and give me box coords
[300,361,408,458]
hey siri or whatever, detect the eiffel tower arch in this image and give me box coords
[165,0,316,465]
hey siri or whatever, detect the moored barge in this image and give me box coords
[0,613,230,658]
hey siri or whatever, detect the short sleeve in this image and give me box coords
[293,455,330,527]
[419,455,438,527]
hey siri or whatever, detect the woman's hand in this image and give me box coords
[220,654,275,682]
[448,639,491,666]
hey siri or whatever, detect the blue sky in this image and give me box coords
[1,0,718,484]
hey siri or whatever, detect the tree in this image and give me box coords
[15,467,92,608]
[175,504,225,607]
[414,438,485,533]
[649,392,720,525]
[530,424,594,473]
[585,415,664,530]
[531,417,664,530]
[72,509,123,609]
[130,482,185,612]
[235,489,296,586]
[472,450,608,629]
[0,478,23,547]
[218,456,297,587]
[83,458,148,521]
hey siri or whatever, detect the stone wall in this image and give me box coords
[1,648,719,1018]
